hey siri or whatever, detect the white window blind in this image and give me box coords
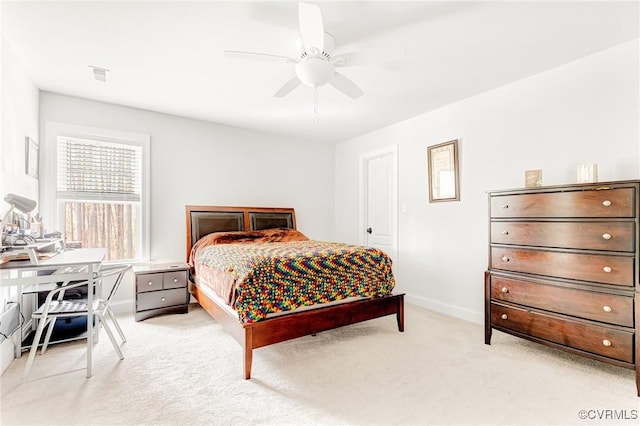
[55,135,145,261]
[57,137,142,202]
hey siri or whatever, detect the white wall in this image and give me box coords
[0,35,40,373]
[0,36,39,210]
[39,92,335,261]
[335,40,640,324]
[38,93,335,316]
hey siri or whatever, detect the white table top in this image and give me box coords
[0,248,107,285]
[0,248,107,269]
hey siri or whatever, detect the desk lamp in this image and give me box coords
[1,193,37,234]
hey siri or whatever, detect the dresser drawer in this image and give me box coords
[163,271,187,289]
[491,188,635,218]
[491,247,634,286]
[490,221,635,252]
[490,275,634,327]
[137,288,188,311]
[491,303,634,363]
[136,273,164,293]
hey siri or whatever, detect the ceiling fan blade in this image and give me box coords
[224,50,298,64]
[274,76,302,97]
[333,47,406,67]
[298,2,324,54]
[330,72,364,99]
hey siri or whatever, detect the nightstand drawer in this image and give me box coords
[490,188,635,218]
[490,275,634,327]
[137,288,188,311]
[491,247,634,286]
[163,271,187,289]
[136,273,163,292]
[491,303,634,363]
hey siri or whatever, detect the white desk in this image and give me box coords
[0,248,107,377]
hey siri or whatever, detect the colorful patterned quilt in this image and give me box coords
[193,237,396,323]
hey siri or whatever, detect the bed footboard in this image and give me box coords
[242,294,404,378]
[193,285,404,379]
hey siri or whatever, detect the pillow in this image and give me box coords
[189,228,309,265]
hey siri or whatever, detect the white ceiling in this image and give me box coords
[2,1,638,144]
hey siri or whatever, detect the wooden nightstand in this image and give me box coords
[133,262,190,321]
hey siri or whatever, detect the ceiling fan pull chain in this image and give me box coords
[314,87,319,123]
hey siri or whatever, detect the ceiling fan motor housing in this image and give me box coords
[296,32,336,58]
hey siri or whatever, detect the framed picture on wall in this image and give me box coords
[25,136,39,179]
[427,139,460,202]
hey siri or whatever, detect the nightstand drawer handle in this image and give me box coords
[602,200,612,207]
[161,297,166,302]
[147,281,153,286]
[501,204,509,209]
[501,230,509,235]
[501,314,508,320]
[603,266,612,273]
[501,256,510,262]
[602,305,612,313]
[602,339,612,347]
[501,287,509,294]
[173,278,178,283]
[602,233,611,240]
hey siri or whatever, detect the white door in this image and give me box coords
[360,146,397,263]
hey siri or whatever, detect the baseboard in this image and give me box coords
[110,299,134,315]
[405,293,483,325]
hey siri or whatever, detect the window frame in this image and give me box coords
[43,122,150,262]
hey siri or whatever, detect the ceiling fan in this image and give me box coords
[225,2,365,118]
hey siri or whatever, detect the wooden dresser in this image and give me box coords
[484,180,639,396]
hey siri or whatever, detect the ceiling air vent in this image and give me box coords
[89,65,109,82]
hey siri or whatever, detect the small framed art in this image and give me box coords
[427,139,460,202]
[25,137,39,179]
[525,169,542,188]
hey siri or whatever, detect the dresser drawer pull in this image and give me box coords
[161,297,166,302]
[602,305,612,313]
[501,314,508,320]
[173,278,178,283]
[602,200,612,207]
[501,230,509,235]
[602,339,612,347]
[148,281,153,286]
[602,233,611,240]
[501,287,509,293]
[501,204,509,209]
[602,266,612,273]
[501,256,510,262]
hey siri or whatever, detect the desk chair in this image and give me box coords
[23,264,132,379]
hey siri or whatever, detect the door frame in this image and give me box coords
[358,145,398,260]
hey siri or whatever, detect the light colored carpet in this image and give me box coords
[1,303,638,425]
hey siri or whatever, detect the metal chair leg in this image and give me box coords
[40,317,58,354]
[100,316,124,360]
[23,316,52,379]
[107,309,126,342]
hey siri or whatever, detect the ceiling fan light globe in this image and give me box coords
[295,58,334,88]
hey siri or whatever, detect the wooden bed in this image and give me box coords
[186,205,405,379]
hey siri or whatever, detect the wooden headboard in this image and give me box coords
[185,205,296,261]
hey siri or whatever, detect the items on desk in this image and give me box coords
[1,193,63,264]
[2,193,38,246]
[0,239,65,264]
[1,193,37,224]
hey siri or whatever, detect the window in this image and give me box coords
[44,123,150,262]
